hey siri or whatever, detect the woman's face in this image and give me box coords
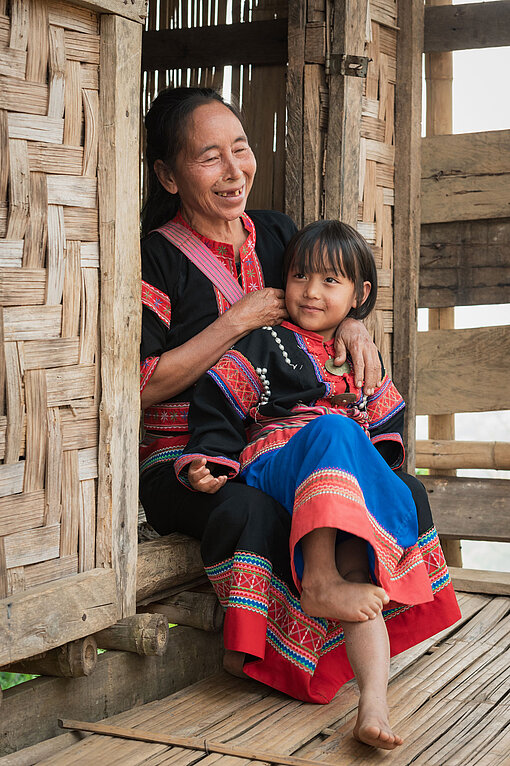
[157,101,257,231]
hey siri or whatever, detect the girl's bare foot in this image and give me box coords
[353,696,403,750]
[300,577,389,622]
[223,650,246,678]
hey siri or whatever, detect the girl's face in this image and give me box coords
[155,101,256,231]
[285,260,370,341]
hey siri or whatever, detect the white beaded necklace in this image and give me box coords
[255,326,299,405]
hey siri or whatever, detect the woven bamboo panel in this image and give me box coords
[0,0,100,598]
[141,0,287,211]
[359,0,398,375]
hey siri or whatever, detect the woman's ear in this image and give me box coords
[154,159,178,195]
[353,281,371,308]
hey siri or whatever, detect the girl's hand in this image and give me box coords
[188,457,228,494]
[333,317,382,395]
[226,288,288,334]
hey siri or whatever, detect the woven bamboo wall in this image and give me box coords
[142,0,287,211]
[0,0,101,598]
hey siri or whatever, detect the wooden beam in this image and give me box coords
[422,476,510,542]
[3,637,98,678]
[424,1,510,52]
[50,0,147,25]
[285,0,306,226]
[143,591,224,632]
[450,567,510,596]
[94,613,169,656]
[417,326,510,415]
[142,20,288,72]
[0,568,119,666]
[392,0,423,470]
[416,439,510,470]
[422,130,510,224]
[324,0,368,226]
[420,218,510,308]
[97,15,142,618]
[136,534,204,604]
[0,626,223,756]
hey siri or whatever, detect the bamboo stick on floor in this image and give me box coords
[59,719,337,766]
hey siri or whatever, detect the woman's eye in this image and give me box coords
[203,155,219,163]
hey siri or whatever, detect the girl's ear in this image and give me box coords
[353,281,371,308]
[154,159,178,195]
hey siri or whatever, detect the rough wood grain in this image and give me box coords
[95,613,169,656]
[0,567,118,666]
[424,0,510,52]
[417,325,510,414]
[423,476,510,542]
[5,636,98,678]
[97,14,141,617]
[450,567,510,596]
[392,0,423,470]
[136,534,204,603]
[420,218,510,308]
[416,439,510,470]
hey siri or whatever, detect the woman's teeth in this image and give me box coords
[216,189,242,197]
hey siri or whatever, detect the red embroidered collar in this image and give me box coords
[173,210,256,262]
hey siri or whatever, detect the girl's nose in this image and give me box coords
[303,280,321,298]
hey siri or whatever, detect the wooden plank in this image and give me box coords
[392,0,423,471]
[97,14,142,618]
[0,627,223,755]
[416,439,510,470]
[420,218,510,308]
[48,0,147,25]
[136,534,204,603]
[60,406,98,451]
[422,131,510,223]
[22,338,80,369]
[450,567,510,596]
[324,0,368,226]
[23,555,79,589]
[423,476,510,542]
[142,20,287,71]
[0,568,119,666]
[417,326,510,414]
[424,1,510,52]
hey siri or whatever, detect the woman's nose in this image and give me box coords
[223,153,243,180]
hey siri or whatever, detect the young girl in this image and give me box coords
[175,220,460,749]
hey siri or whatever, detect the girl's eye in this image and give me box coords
[293,272,306,279]
[325,276,339,284]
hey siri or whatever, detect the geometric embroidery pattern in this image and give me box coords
[366,376,405,428]
[209,351,262,419]
[142,280,171,328]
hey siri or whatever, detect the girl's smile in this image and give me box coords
[285,268,370,341]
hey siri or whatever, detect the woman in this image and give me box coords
[139,87,384,682]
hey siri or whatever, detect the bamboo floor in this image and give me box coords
[32,592,510,765]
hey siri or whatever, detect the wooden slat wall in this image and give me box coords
[0,0,102,599]
[141,0,287,213]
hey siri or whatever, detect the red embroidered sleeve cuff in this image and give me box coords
[174,453,240,490]
[140,356,160,393]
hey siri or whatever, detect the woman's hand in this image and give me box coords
[333,317,382,395]
[188,457,228,494]
[226,288,288,334]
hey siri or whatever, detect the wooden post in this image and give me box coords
[143,591,224,632]
[4,636,97,678]
[286,0,307,226]
[393,0,424,470]
[95,613,169,656]
[424,0,462,567]
[97,14,143,616]
[324,0,368,227]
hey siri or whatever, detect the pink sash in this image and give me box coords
[155,220,245,306]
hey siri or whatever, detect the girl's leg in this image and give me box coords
[344,615,403,749]
[300,530,389,623]
[336,537,402,749]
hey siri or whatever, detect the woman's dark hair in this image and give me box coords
[141,87,242,236]
[282,219,378,320]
